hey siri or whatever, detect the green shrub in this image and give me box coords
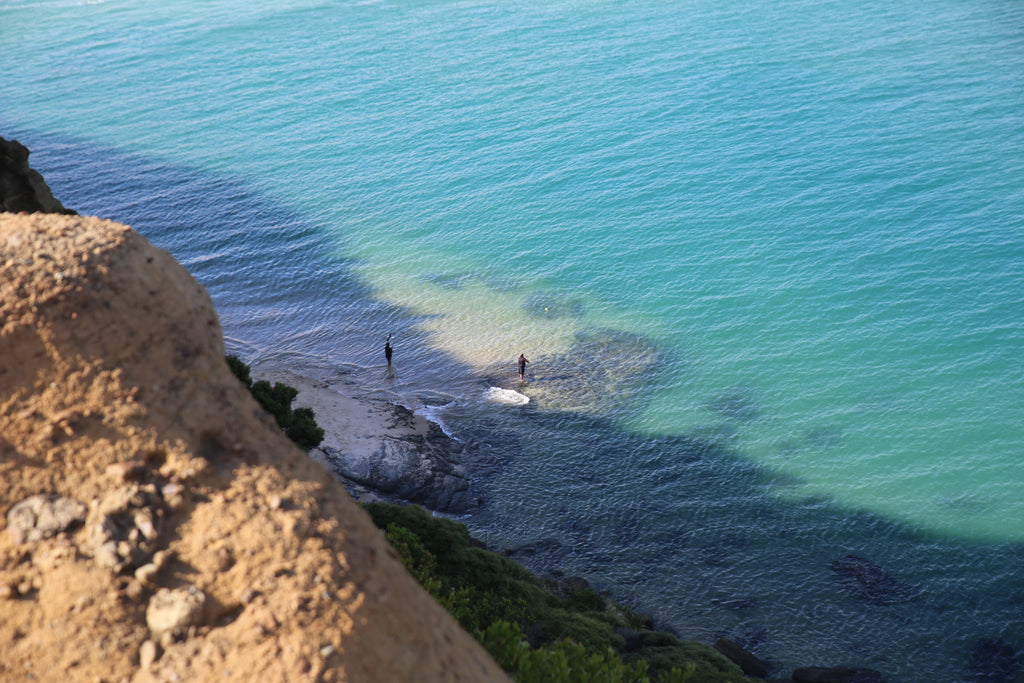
[226,355,324,450]
[287,406,325,450]
[567,586,607,613]
[478,621,698,683]
[226,354,252,386]
[532,609,623,652]
[365,502,754,683]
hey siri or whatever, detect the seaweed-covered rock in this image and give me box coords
[969,638,1022,682]
[830,555,901,605]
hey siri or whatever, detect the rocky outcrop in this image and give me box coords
[714,638,768,679]
[0,136,74,214]
[320,405,473,512]
[0,213,508,682]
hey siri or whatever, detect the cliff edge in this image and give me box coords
[0,137,74,214]
[0,212,508,682]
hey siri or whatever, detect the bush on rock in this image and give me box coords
[226,355,324,450]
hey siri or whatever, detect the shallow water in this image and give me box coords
[4,0,1024,678]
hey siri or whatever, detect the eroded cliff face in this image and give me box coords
[0,213,508,682]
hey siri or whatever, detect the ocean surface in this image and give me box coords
[3,0,1024,679]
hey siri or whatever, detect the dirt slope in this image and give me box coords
[0,213,508,682]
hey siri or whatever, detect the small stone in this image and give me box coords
[88,485,163,573]
[160,631,175,649]
[0,584,14,600]
[7,493,87,544]
[135,563,159,585]
[160,483,184,509]
[214,546,234,571]
[268,495,282,511]
[152,550,171,569]
[146,585,205,639]
[126,580,147,603]
[320,645,335,658]
[139,640,159,669]
[161,482,183,497]
[256,612,279,634]
[105,460,148,483]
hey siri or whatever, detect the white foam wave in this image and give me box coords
[414,403,460,440]
[483,387,530,406]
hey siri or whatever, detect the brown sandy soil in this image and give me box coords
[0,213,508,682]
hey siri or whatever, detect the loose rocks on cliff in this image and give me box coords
[0,211,508,682]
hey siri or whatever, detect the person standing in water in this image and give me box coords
[384,335,393,368]
[518,353,529,382]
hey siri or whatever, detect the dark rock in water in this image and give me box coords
[699,543,731,568]
[969,638,1022,682]
[523,292,586,319]
[714,638,768,678]
[704,389,759,422]
[792,666,887,683]
[729,623,768,651]
[830,555,900,605]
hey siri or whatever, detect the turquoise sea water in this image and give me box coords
[3,0,1024,678]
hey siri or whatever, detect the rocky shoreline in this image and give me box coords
[250,366,911,683]
[247,365,510,513]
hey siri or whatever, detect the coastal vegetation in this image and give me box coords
[364,502,754,683]
[224,354,752,680]
[226,355,325,450]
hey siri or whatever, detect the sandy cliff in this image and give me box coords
[0,212,508,682]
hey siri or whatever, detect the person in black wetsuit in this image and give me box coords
[385,336,393,368]
[517,353,529,382]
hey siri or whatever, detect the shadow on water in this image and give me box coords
[12,126,1024,682]
[474,405,1024,680]
[7,125,439,374]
